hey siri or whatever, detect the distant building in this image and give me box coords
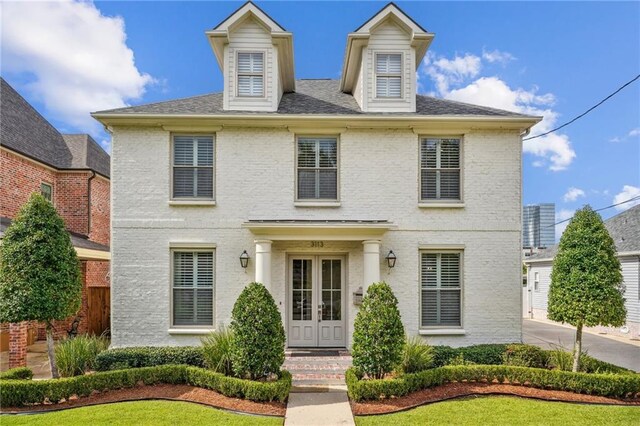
[523,203,555,249]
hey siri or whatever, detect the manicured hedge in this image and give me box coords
[432,344,508,367]
[95,346,205,371]
[0,367,33,381]
[0,365,291,407]
[346,365,640,401]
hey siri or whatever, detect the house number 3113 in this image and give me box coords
[310,241,324,248]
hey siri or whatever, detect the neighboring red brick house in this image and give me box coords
[0,78,111,368]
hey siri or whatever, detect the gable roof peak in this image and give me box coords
[212,1,287,32]
[354,2,429,34]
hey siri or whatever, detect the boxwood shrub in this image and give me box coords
[0,365,291,407]
[0,367,33,381]
[95,346,205,371]
[346,365,640,402]
[432,344,508,367]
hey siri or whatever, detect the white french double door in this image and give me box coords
[288,256,346,347]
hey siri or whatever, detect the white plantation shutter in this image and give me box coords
[172,136,214,199]
[297,137,338,200]
[420,138,460,201]
[375,53,402,98]
[421,253,461,327]
[237,52,264,97]
[173,251,214,326]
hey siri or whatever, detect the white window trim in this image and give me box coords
[169,248,215,329]
[40,181,53,203]
[170,134,216,202]
[374,52,403,100]
[419,249,464,331]
[418,135,464,204]
[294,135,340,203]
[236,50,266,98]
[534,271,540,292]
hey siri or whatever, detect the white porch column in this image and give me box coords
[254,239,272,291]
[362,240,381,292]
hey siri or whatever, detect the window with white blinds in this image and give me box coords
[375,53,402,98]
[172,250,214,327]
[420,137,461,201]
[420,252,462,328]
[237,52,264,97]
[297,137,338,200]
[172,136,214,199]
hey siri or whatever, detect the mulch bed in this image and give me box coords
[351,382,640,415]
[0,384,286,417]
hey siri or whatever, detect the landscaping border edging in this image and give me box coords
[0,365,292,408]
[346,365,640,402]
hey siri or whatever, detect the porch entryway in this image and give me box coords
[288,256,346,347]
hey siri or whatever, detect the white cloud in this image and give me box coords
[1,0,154,133]
[609,137,622,143]
[629,128,640,137]
[613,185,640,211]
[555,209,575,241]
[563,187,586,202]
[482,49,515,64]
[423,52,482,94]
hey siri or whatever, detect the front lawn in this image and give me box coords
[1,400,281,426]
[355,396,639,426]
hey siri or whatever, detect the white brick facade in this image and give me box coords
[110,126,523,348]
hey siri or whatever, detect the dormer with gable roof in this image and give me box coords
[340,3,434,113]
[206,2,294,112]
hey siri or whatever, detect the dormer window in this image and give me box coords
[237,52,264,97]
[375,53,402,98]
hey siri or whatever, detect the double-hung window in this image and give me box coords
[40,182,53,202]
[237,52,264,97]
[420,137,461,201]
[534,272,540,292]
[172,136,214,199]
[296,137,338,201]
[375,53,402,98]
[172,250,214,327]
[420,252,462,328]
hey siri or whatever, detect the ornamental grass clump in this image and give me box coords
[399,335,434,374]
[55,334,110,377]
[201,326,234,376]
[230,282,285,380]
[352,282,405,379]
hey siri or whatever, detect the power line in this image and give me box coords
[524,74,640,141]
[545,195,640,228]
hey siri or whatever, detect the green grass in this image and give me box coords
[1,400,281,426]
[355,396,640,426]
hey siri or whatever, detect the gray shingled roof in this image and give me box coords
[0,217,109,252]
[95,79,530,118]
[1,78,110,177]
[527,204,640,261]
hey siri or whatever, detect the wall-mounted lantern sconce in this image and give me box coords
[239,250,250,269]
[385,250,397,269]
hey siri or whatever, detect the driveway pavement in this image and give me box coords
[523,319,640,372]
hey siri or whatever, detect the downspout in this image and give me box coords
[87,171,96,237]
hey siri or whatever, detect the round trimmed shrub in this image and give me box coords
[352,282,405,379]
[502,344,549,368]
[230,282,285,380]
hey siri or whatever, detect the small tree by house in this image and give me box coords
[548,205,625,372]
[0,193,82,378]
[352,282,405,379]
[230,282,285,380]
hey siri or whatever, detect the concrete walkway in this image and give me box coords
[0,341,52,379]
[523,319,640,371]
[285,389,355,426]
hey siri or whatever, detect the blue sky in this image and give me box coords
[2,1,639,239]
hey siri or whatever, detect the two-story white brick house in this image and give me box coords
[93,2,540,348]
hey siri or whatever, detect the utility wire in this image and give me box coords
[544,195,640,228]
[524,74,640,141]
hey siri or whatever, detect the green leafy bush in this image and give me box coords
[230,283,285,380]
[95,346,204,371]
[352,282,405,379]
[432,344,509,367]
[201,326,234,376]
[503,344,549,368]
[398,336,434,374]
[346,365,640,402]
[55,335,110,377]
[0,367,33,380]
[0,365,292,407]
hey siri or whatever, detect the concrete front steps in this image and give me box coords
[284,350,352,389]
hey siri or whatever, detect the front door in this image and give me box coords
[288,256,346,347]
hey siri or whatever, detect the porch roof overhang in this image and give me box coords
[242,219,396,241]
